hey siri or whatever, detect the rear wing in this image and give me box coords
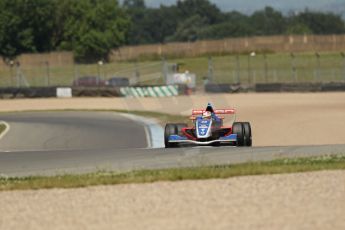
[190,116,225,120]
[192,109,236,115]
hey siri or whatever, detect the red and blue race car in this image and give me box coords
[164,103,252,148]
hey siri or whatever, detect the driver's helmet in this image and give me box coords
[202,111,212,119]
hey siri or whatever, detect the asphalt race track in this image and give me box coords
[1,111,345,177]
[0,112,147,151]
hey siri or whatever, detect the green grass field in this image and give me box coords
[0,52,344,87]
[1,155,344,191]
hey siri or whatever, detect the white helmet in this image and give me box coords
[202,111,212,119]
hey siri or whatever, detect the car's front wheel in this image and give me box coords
[164,123,178,148]
[242,122,252,147]
[232,122,252,147]
[232,122,244,146]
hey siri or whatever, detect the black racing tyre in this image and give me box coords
[242,122,252,147]
[232,122,244,147]
[164,123,178,148]
[175,123,188,136]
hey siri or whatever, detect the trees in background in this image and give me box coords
[293,11,345,34]
[124,1,345,45]
[0,0,344,61]
[56,0,129,62]
[250,7,286,35]
[0,0,56,59]
[0,0,129,62]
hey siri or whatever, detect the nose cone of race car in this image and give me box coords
[196,117,212,139]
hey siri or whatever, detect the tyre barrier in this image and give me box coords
[255,82,345,93]
[0,86,177,98]
[0,87,57,98]
[119,85,180,97]
[321,82,345,92]
[72,87,122,97]
[256,83,322,92]
[205,83,252,93]
[280,83,322,92]
[0,87,123,98]
[255,83,283,92]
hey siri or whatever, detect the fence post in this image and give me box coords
[97,61,104,87]
[291,53,297,82]
[100,61,104,79]
[14,61,29,87]
[134,60,140,85]
[248,52,256,84]
[247,54,251,84]
[15,62,21,88]
[208,56,213,83]
[263,54,268,83]
[73,64,79,86]
[315,52,321,82]
[45,61,50,86]
[9,60,14,87]
[235,54,240,84]
[161,57,167,85]
[341,52,345,81]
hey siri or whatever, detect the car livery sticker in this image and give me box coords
[196,118,212,138]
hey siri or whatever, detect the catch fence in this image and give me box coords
[0,52,345,88]
[204,52,345,85]
[0,61,170,88]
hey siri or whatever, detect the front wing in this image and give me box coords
[168,134,237,145]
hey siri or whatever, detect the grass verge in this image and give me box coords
[117,109,190,125]
[1,155,344,191]
[0,123,6,135]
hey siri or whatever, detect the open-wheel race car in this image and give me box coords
[164,103,252,148]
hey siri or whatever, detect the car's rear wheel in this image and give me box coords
[164,123,178,148]
[242,122,252,147]
[232,122,244,147]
